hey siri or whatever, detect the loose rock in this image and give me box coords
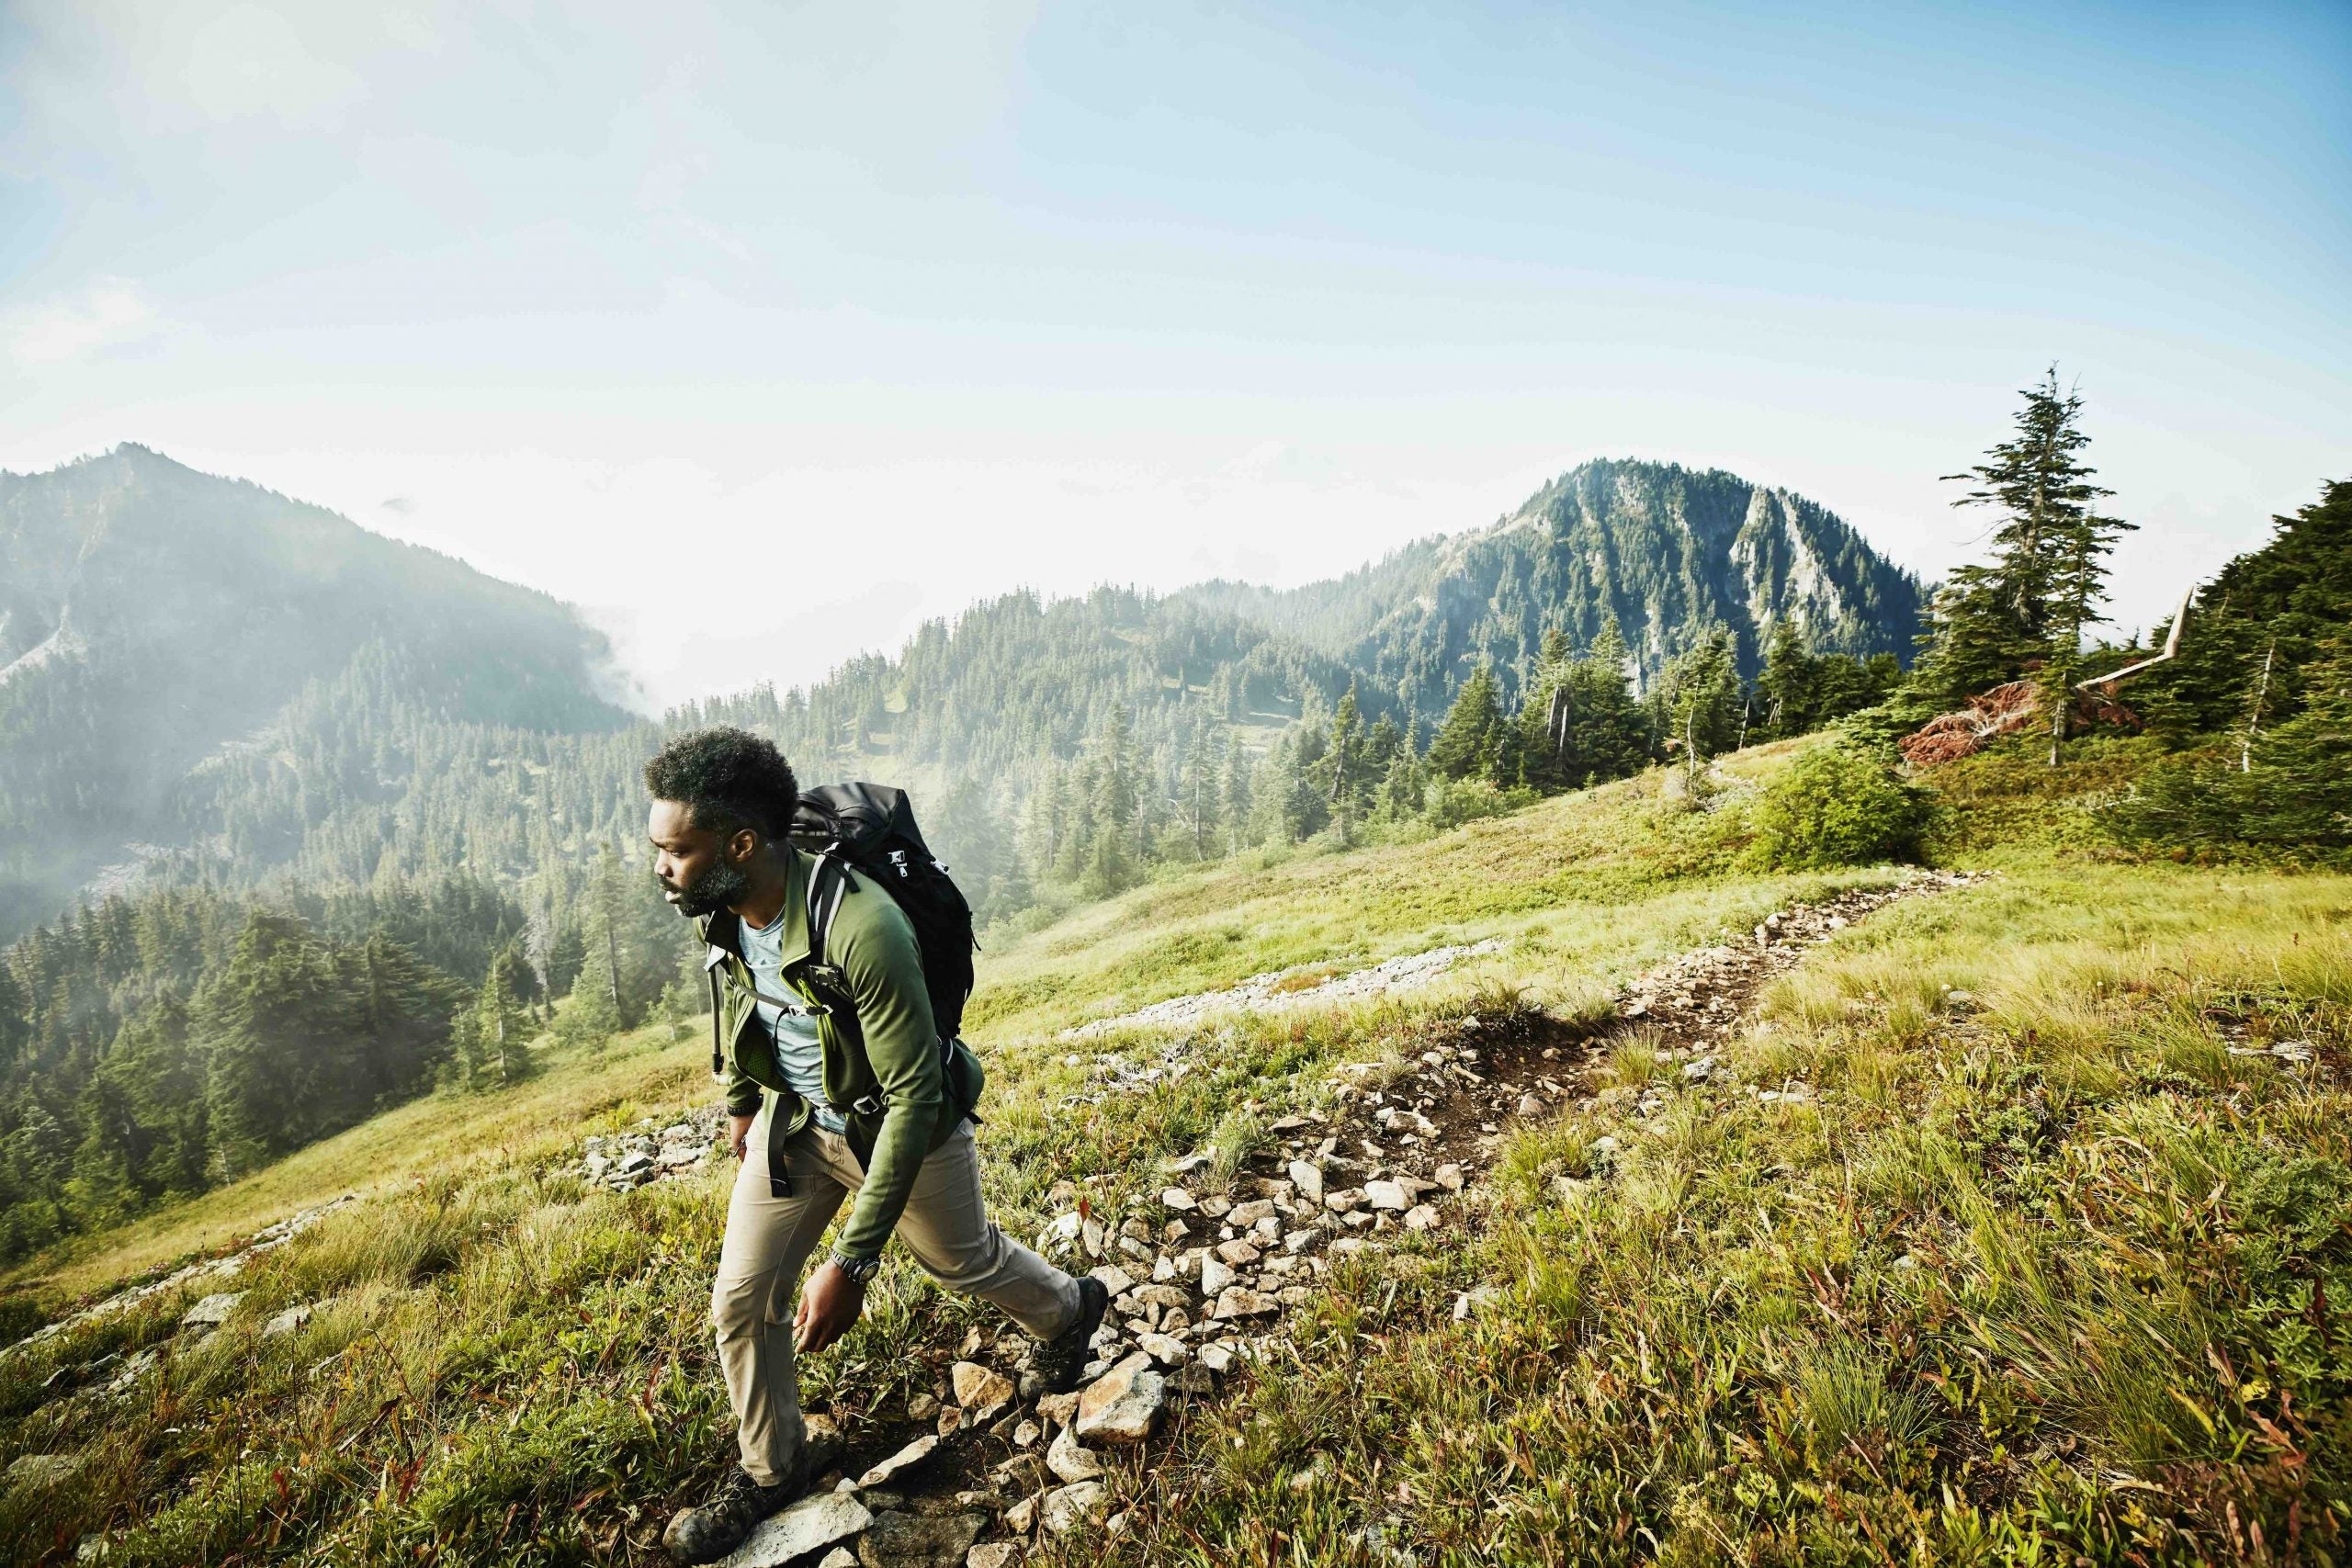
[1075,1351,1167,1445]
[716,1491,871,1568]
[952,1362,1016,1426]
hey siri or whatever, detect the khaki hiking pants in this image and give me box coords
[712,1100,1081,1486]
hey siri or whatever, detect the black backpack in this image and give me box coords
[786,782,978,1048]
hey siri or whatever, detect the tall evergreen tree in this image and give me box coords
[1924,370,2133,761]
[1427,663,1507,783]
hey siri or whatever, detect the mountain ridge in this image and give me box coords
[0,446,1923,937]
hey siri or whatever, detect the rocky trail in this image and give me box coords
[672,868,1984,1568]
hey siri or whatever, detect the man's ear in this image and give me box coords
[726,827,761,865]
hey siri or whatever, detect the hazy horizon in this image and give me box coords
[6,0,2347,708]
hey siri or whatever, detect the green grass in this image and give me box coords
[1063,862,2352,1568]
[6,739,2346,1565]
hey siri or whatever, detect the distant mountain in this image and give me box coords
[1185,458,1924,705]
[0,449,1921,940]
[0,446,628,937]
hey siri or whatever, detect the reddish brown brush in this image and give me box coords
[1901,680,2042,766]
[1901,680,2145,767]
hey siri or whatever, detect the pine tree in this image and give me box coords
[1925,369,2133,759]
[1427,663,1506,782]
[1756,619,1818,739]
[1086,707,1137,896]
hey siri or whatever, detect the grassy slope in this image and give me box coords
[4,739,2346,1566]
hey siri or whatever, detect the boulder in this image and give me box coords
[715,1491,871,1568]
[1075,1352,1166,1445]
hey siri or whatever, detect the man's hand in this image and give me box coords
[728,1111,756,1161]
[794,1259,866,1355]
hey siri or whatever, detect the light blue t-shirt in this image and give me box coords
[739,909,845,1134]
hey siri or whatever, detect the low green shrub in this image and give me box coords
[1752,743,1931,868]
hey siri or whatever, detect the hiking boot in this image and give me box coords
[1021,1274,1111,1399]
[662,1419,842,1566]
[662,1466,796,1564]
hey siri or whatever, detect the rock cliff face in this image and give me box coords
[1188,458,1923,705]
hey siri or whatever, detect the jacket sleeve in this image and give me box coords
[829,900,942,1262]
[723,1055,763,1118]
[714,967,764,1118]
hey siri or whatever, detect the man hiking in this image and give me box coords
[644,727,1110,1563]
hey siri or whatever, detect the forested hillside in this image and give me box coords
[0,446,628,940]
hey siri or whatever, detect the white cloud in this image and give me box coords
[3,280,164,366]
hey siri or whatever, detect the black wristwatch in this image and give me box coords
[829,1249,881,1284]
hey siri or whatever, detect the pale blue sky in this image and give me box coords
[4,0,2346,708]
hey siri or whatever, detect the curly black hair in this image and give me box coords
[642,727,800,840]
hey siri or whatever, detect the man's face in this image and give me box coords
[648,800,754,918]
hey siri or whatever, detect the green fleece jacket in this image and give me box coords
[700,847,982,1261]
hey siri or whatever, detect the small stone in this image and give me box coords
[1004,1495,1039,1533]
[1197,1342,1237,1373]
[858,1510,986,1568]
[1200,1256,1237,1296]
[968,1547,1021,1568]
[1322,1189,1363,1214]
[907,1393,940,1421]
[1136,1331,1189,1366]
[261,1303,312,1337]
[716,1490,870,1567]
[1216,1239,1261,1266]
[953,1363,1016,1426]
[1404,1205,1441,1232]
[1088,1264,1136,1298]
[1433,1164,1464,1192]
[820,1551,858,1568]
[1046,1423,1103,1483]
[181,1291,244,1328]
[1211,1287,1279,1319]
[1283,1229,1324,1254]
[1076,1351,1167,1445]
[1453,1286,1501,1321]
[1285,1161,1324,1203]
[1516,1094,1546,1118]
[1363,1181,1408,1213]
[1151,1253,1177,1282]
[1229,1200,1276,1227]
[1013,1419,1041,1449]
[859,1434,940,1490]
[1042,1481,1108,1537]
[1160,1188,1197,1212]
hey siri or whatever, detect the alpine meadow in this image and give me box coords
[5,5,2348,1565]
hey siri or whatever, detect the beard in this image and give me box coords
[664,856,752,919]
